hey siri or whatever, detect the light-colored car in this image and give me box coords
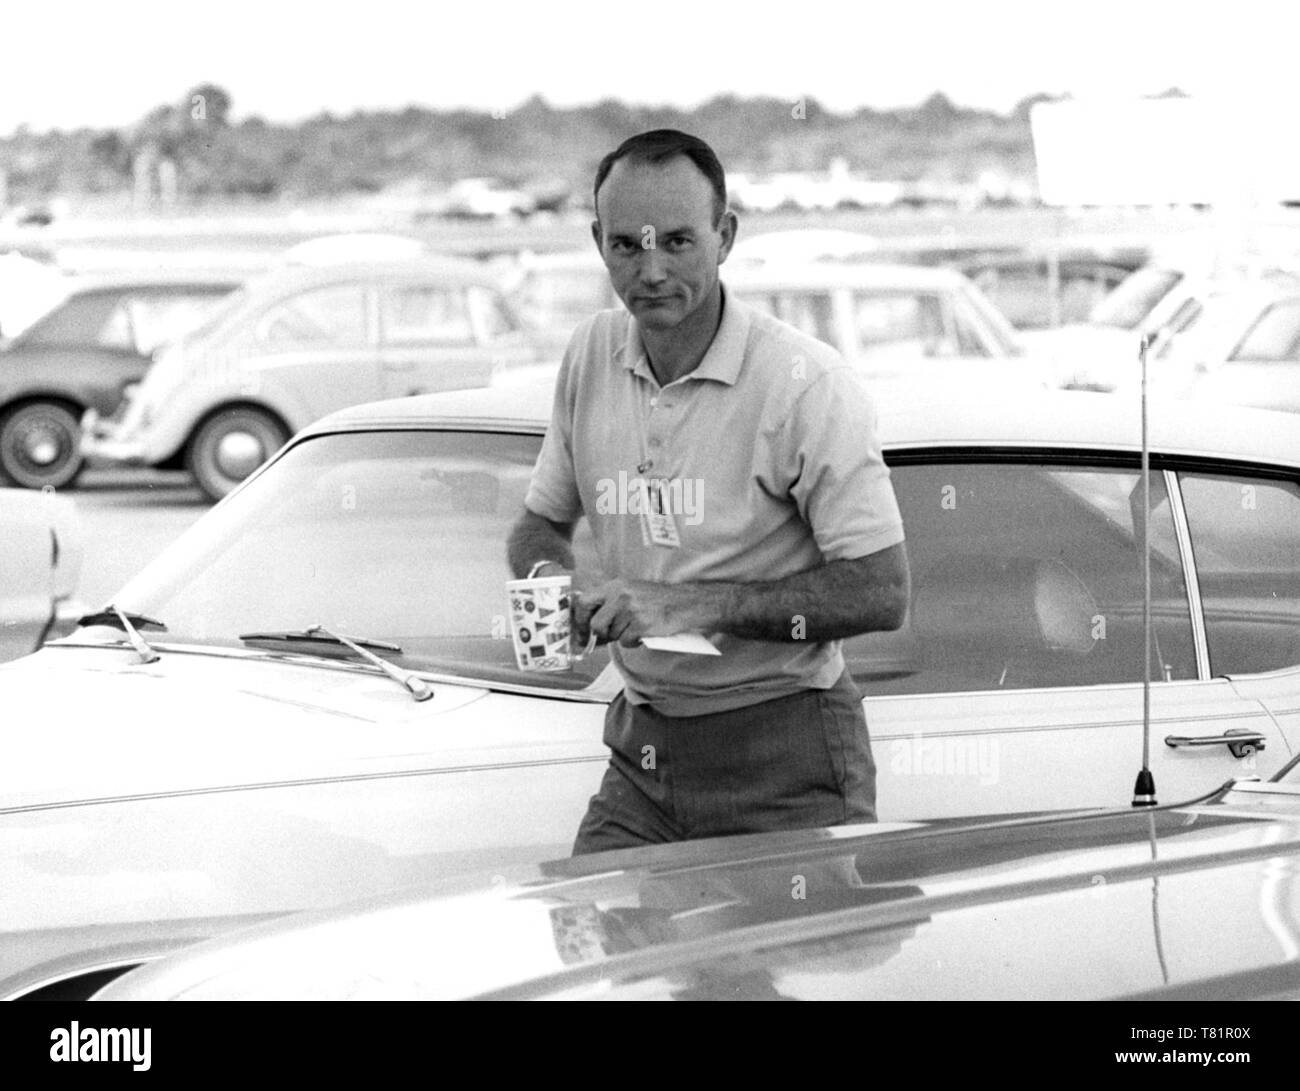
[1025,250,1294,392]
[504,250,622,332]
[1132,272,1300,412]
[506,250,1048,392]
[729,259,1045,391]
[0,487,83,661]
[81,256,560,500]
[94,764,1300,1001]
[961,250,1138,329]
[6,384,1300,998]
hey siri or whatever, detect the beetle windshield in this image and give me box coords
[109,429,611,692]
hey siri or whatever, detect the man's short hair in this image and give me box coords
[593,129,727,228]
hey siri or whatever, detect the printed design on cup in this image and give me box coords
[506,576,580,671]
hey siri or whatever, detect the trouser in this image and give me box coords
[572,671,876,856]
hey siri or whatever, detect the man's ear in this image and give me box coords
[590,219,603,253]
[716,210,739,265]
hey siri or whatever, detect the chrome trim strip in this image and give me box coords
[0,753,610,817]
[1165,467,1212,681]
[38,639,617,704]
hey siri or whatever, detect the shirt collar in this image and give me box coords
[615,284,750,387]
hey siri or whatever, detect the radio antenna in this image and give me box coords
[1133,332,1157,807]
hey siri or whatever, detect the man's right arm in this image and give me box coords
[507,508,576,578]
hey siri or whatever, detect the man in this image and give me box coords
[507,129,909,854]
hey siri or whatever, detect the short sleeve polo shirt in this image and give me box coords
[525,285,905,716]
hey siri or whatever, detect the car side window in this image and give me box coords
[124,291,229,355]
[258,285,369,348]
[948,296,993,356]
[467,286,524,341]
[844,462,1197,695]
[971,265,1046,329]
[1229,299,1300,362]
[380,285,474,346]
[737,291,836,348]
[21,293,114,346]
[776,292,836,347]
[852,292,964,358]
[1178,473,1300,674]
[97,301,136,350]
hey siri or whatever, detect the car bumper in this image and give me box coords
[80,408,151,466]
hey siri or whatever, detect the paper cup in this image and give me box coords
[505,574,593,671]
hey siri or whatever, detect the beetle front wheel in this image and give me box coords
[186,407,288,502]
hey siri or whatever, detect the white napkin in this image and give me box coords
[639,633,722,655]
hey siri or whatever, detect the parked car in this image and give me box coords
[0,487,83,661]
[729,260,1049,391]
[960,250,1139,329]
[0,271,243,488]
[504,250,621,332]
[80,256,562,501]
[6,383,1300,999]
[1024,251,1291,392]
[94,761,1300,1001]
[1132,272,1300,412]
[507,250,1050,391]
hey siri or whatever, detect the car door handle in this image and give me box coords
[1164,730,1267,759]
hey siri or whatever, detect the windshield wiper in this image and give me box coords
[76,606,165,664]
[238,625,433,702]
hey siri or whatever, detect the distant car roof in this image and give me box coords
[278,233,427,266]
[238,254,505,301]
[724,260,973,291]
[63,269,248,293]
[509,250,972,291]
[300,383,1300,471]
[730,229,881,263]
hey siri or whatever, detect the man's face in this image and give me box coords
[592,155,736,332]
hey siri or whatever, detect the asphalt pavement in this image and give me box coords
[63,469,212,611]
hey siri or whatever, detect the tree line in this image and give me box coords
[0,85,1077,206]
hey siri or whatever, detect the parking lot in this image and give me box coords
[66,470,209,608]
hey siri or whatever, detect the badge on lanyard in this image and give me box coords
[641,477,682,548]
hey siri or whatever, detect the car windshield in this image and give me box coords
[1089,266,1183,330]
[181,283,251,341]
[108,429,611,693]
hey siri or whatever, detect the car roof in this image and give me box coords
[510,250,969,291]
[299,382,1300,470]
[63,269,248,293]
[725,260,971,291]
[238,254,504,298]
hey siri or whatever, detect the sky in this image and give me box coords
[2,0,1297,135]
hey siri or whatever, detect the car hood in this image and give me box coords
[0,644,603,813]
[93,782,1300,1000]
